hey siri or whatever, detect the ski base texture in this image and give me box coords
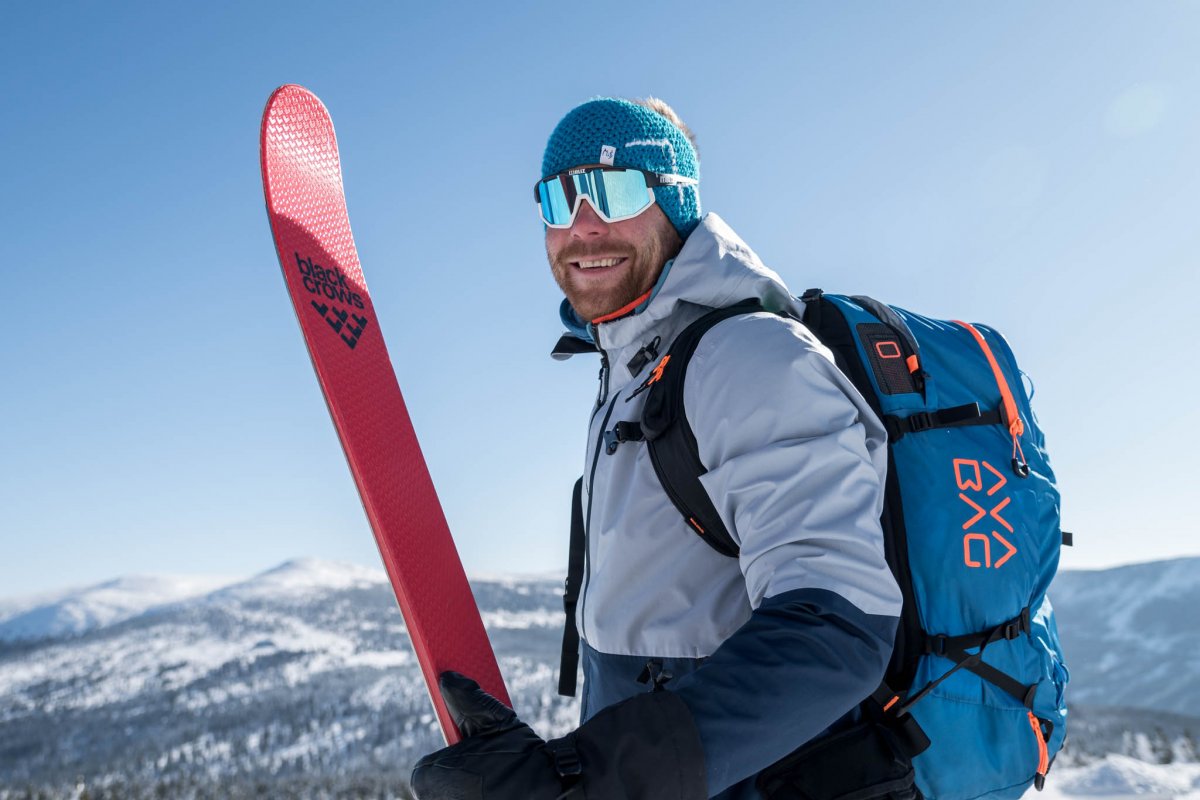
[260,84,510,744]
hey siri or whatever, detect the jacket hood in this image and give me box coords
[555,213,805,366]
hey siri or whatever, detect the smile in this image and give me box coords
[573,257,628,270]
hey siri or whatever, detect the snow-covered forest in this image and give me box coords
[1,558,1197,798]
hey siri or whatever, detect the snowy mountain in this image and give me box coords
[0,559,575,797]
[0,556,1196,798]
[0,572,236,642]
[1050,557,1200,714]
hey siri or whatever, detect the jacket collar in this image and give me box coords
[552,213,804,379]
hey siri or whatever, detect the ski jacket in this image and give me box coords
[554,214,904,799]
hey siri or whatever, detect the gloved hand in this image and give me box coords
[410,672,707,800]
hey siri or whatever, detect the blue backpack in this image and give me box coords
[561,290,1071,800]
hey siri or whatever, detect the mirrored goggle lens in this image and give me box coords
[537,169,653,226]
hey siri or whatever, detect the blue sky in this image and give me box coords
[2,1,1197,596]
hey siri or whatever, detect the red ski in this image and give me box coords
[259,84,510,743]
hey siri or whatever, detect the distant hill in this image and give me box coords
[0,572,236,641]
[1050,556,1200,714]
[0,559,574,797]
[0,556,1196,797]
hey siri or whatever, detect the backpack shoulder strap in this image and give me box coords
[640,298,765,559]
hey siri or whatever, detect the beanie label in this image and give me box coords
[599,144,616,166]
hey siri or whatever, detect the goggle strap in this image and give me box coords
[646,172,698,187]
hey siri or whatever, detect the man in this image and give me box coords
[412,98,904,799]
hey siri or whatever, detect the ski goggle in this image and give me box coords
[535,167,698,228]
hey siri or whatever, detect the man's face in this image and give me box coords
[545,186,683,322]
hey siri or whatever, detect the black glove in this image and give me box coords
[410,672,707,800]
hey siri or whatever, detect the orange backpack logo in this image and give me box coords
[954,458,1017,569]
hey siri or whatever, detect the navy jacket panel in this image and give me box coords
[673,588,898,796]
[581,588,898,798]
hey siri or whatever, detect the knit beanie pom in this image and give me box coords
[541,98,701,238]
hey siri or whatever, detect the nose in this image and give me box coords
[571,198,609,238]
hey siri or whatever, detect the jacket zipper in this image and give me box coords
[579,345,614,645]
[596,349,611,408]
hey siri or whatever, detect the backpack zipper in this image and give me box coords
[1027,711,1051,790]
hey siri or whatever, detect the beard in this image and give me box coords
[548,237,668,323]
[545,203,685,323]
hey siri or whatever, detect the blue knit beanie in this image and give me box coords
[541,98,701,238]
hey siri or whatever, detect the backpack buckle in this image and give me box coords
[1001,608,1032,640]
[925,634,948,657]
[907,411,934,433]
[547,737,583,781]
[604,421,645,455]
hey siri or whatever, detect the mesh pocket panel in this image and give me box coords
[858,323,918,395]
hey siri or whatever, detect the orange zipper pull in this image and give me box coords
[955,320,1031,478]
[1027,711,1049,790]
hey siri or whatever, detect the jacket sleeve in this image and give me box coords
[668,312,903,797]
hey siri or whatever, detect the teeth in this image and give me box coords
[577,258,623,269]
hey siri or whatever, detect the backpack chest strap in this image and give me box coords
[883,403,1004,442]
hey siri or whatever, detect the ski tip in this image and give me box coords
[260,84,335,161]
[264,84,326,115]
[268,83,312,99]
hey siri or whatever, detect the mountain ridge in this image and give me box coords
[0,555,1195,794]
[4,556,1195,642]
